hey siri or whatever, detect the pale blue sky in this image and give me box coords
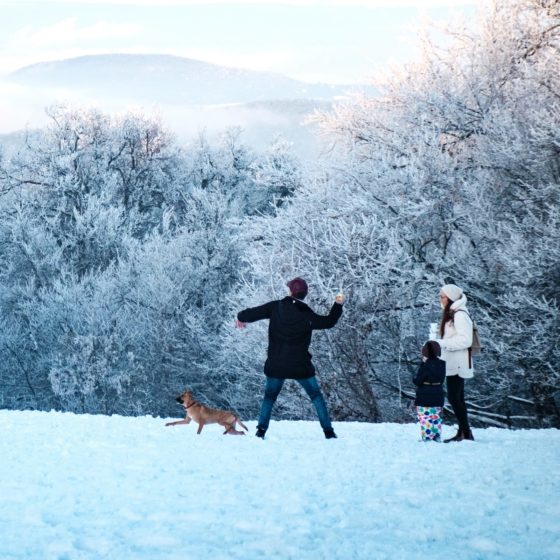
[0,0,484,84]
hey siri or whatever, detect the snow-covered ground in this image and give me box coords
[0,411,558,560]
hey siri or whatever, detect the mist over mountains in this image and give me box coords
[2,54,368,155]
[9,54,353,104]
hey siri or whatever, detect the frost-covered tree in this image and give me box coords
[0,106,186,410]
[2,0,557,426]
[0,107,303,414]
[223,0,559,426]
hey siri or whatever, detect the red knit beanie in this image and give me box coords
[287,277,308,299]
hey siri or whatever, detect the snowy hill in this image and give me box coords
[2,54,362,154]
[8,54,353,105]
[1,410,558,560]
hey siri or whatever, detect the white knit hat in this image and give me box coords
[441,284,463,302]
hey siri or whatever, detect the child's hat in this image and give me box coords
[422,340,441,358]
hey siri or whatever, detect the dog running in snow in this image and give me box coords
[165,390,248,435]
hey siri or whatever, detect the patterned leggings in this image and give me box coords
[416,406,443,442]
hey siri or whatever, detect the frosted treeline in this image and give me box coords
[0,0,558,426]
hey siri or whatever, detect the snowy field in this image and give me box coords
[0,411,558,560]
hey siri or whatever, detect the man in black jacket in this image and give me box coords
[236,277,344,439]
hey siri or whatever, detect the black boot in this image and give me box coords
[463,429,475,441]
[444,429,464,443]
[255,427,266,439]
[324,428,337,439]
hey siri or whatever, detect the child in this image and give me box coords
[413,340,446,442]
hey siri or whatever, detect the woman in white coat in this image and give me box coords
[436,284,475,442]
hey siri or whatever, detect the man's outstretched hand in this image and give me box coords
[235,318,247,329]
[335,294,346,305]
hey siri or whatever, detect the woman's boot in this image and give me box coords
[462,428,475,441]
[444,429,464,443]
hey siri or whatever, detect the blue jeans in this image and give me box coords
[257,376,333,431]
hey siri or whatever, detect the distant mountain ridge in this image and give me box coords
[9,54,356,105]
[3,54,369,156]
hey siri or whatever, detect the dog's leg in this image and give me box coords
[224,424,246,435]
[237,418,248,432]
[196,421,205,434]
[165,419,190,427]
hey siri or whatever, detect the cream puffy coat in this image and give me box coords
[437,294,474,379]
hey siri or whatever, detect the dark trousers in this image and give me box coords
[257,376,333,431]
[446,375,471,433]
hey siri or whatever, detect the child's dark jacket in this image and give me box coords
[413,358,446,407]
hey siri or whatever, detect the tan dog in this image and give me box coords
[165,391,248,435]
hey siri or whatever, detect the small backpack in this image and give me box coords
[470,321,482,355]
[455,310,482,365]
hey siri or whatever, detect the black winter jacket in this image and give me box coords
[237,296,343,379]
[413,358,446,407]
